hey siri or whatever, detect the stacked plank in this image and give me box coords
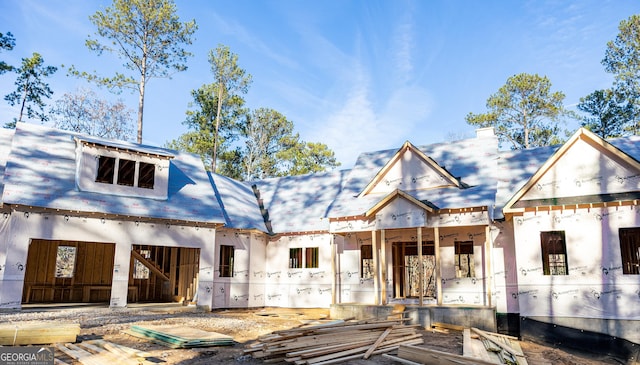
[125,324,234,348]
[55,339,155,365]
[383,327,528,365]
[0,322,80,345]
[463,327,528,365]
[244,318,423,364]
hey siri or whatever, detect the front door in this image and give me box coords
[392,242,436,299]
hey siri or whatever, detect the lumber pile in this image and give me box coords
[55,339,156,365]
[383,327,528,365]
[244,318,423,364]
[124,324,234,348]
[0,322,80,345]
[463,327,528,365]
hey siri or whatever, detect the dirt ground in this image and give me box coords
[0,304,626,364]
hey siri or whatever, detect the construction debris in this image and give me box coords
[55,339,156,365]
[385,327,529,365]
[464,328,528,365]
[244,318,423,364]
[0,322,80,345]
[124,324,235,348]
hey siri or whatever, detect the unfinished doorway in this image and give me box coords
[131,245,200,303]
[392,242,436,299]
[23,240,116,303]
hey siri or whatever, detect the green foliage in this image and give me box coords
[4,52,57,124]
[465,73,568,149]
[49,87,135,140]
[602,14,640,133]
[577,89,631,138]
[0,31,15,75]
[277,141,340,177]
[179,79,248,172]
[69,0,197,142]
[603,15,640,98]
[207,45,253,172]
[170,45,339,180]
[242,108,295,180]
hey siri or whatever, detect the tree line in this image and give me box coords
[0,0,339,181]
[2,2,640,180]
[466,15,640,148]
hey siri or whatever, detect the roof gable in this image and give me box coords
[503,128,640,213]
[359,141,461,196]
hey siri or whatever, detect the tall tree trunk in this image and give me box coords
[137,45,147,144]
[18,80,28,123]
[212,83,224,172]
[137,76,145,144]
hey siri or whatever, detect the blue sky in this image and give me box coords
[0,0,638,168]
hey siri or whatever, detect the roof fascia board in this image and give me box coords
[364,189,434,218]
[75,136,174,159]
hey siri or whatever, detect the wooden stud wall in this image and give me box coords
[23,240,201,304]
[23,240,115,303]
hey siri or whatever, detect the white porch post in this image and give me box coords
[372,230,379,305]
[331,234,337,305]
[485,225,493,307]
[434,226,442,306]
[380,229,387,305]
[417,226,423,306]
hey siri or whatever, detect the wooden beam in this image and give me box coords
[380,229,387,305]
[417,226,423,307]
[434,227,442,305]
[331,235,337,305]
[372,230,379,305]
[485,225,492,307]
[363,327,392,359]
[131,250,169,281]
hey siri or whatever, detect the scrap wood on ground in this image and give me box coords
[244,317,423,364]
[384,326,529,365]
[55,339,158,365]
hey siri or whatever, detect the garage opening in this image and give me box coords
[23,239,117,303]
[22,240,200,304]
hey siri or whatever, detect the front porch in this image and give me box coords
[329,302,497,332]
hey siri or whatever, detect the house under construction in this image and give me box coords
[0,122,638,357]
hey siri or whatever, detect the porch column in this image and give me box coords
[371,230,379,305]
[380,229,387,305]
[485,226,493,307]
[434,227,442,305]
[417,226,423,306]
[331,234,337,305]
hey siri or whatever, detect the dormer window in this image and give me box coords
[75,137,172,200]
[95,156,156,189]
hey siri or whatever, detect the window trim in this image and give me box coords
[305,247,319,269]
[219,245,235,277]
[289,248,302,269]
[540,231,569,276]
[361,244,374,279]
[620,228,640,275]
[95,156,156,190]
[454,241,475,278]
